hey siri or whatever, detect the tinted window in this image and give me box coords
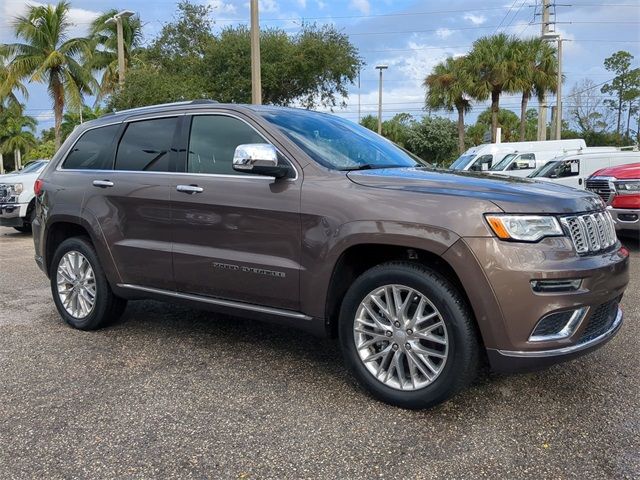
[469,155,493,171]
[63,125,120,170]
[115,117,178,171]
[556,159,580,177]
[187,115,265,175]
[260,109,420,170]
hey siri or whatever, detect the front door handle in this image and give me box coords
[92,180,114,188]
[176,184,204,194]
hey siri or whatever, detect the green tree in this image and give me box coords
[511,38,558,141]
[360,113,413,147]
[405,116,458,166]
[61,105,107,140]
[601,51,640,134]
[0,103,37,170]
[5,1,93,149]
[25,139,56,161]
[466,108,521,145]
[466,33,518,143]
[109,1,361,110]
[86,9,143,101]
[424,56,473,153]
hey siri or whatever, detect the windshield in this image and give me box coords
[11,160,47,174]
[259,109,421,170]
[449,154,476,170]
[490,153,517,171]
[529,160,559,178]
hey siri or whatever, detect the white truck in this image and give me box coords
[449,139,587,173]
[0,160,48,232]
[528,150,640,189]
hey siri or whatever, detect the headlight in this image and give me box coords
[614,180,640,195]
[485,214,563,242]
[10,183,24,195]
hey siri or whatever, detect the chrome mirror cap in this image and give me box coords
[233,144,278,171]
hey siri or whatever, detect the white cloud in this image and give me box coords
[260,0,279,13]
[0,0,100,40]
[435,28,454,39]
[297,0,307,8]
[350,0,370,15]
[33,110,54,122]
[316,0,328,9]
[208,0,237,14]
[463,13,486,25]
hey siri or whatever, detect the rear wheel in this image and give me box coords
[339,261,480,409]
[50,237,127,330]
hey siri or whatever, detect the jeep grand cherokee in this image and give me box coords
[33,101,629,409]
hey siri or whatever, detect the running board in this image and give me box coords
[117,283,313,321]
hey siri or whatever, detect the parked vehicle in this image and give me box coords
[586,162,640,235]
[529,151,640,189]
[489,147,620,178]
[33,101,629,409]
[0,160,49,232]
[449,139,586,172]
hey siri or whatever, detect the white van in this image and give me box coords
[488,146,620,178]
[449,139,586,172]
[529,150,640,189]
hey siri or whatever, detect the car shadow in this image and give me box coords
[619,232,639,253]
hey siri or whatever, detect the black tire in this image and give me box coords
[13,203,35,233]
[339,261,480,409]
[50,236,127,330]
[13,225,31,233]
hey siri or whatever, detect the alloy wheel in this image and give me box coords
[56,251,97,319]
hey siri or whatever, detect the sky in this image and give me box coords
[1,0,639,133]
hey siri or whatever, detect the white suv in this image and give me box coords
[0,160,48,232]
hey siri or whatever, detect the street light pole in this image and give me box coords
[375,64,388,135]
[105,10,135,87]
[250,0,262,105]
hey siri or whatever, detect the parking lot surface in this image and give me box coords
[0,226,638,479]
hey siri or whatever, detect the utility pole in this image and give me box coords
[543,32,563,140]
[105,10,134,87]
[250,0,262,105]
[375,64,388,135]
[357,68,361,123]
[537,0,552,141]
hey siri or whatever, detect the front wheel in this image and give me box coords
[50,237,127,330]
[339,262,480,409]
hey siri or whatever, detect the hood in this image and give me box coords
[591,162,640,180]
[347,167,604,214]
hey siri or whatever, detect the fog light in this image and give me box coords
[529,307,588,342]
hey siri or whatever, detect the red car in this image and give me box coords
[586,162,640,234]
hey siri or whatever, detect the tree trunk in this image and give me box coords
[0,153,4,174]
[625,102,633,139]
[456,106,465,154]
[14,149,21,170]
[52,74,64,150]
[519,91,529,141]
[491,90,500,143]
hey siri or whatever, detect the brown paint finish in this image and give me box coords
[33,102,630,373]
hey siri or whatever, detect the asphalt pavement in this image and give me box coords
[0,226,638,479]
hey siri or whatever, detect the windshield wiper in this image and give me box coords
[340,164,410,171]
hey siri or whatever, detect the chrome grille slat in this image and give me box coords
[585,179,614,204]
[561,211,617,255]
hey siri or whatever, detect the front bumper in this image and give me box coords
[607,205,639,231]
[0,203,28,227]
[487,305,623,372]
[449,236,629,373]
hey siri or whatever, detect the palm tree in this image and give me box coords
[425,56,473,153]
[0,104,37,171]
[87,10,143,101]
[5,1,93,150]
[466,33,518,143]
[61,105,106,140]
[511,38,558,141]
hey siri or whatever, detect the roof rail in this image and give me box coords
[104,99,219,117]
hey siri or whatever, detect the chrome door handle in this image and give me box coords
[92,180,114,188]
[176,184,204,194]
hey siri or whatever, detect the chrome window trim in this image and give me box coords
[56,110,299,181]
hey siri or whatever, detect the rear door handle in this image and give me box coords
[92,180,114,188]
[176,184,204,194]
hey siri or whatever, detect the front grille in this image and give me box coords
[560,211,617,255]
[585,179,614,204]
[578,300,619,344]
[0,185,9,202]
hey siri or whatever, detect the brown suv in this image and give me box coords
[33,101,629,408]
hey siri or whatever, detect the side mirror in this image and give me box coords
[232,144,290,178]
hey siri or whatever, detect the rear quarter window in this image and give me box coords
[62,124,120,170]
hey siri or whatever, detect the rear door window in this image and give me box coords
[470,154,493,171]
[556,159,580,177]
[115,117,179,171]
[62,124,120,170]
